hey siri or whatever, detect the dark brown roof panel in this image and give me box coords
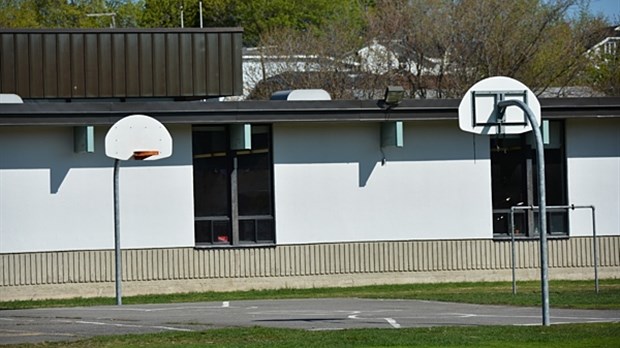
[0,28,243,99]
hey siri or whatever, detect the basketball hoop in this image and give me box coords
[458,76,540,135]
[459,76,550,327]
[105,114,172,161]
[133,150,160,160]
[104,115,173,306]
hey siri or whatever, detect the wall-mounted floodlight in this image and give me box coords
[382,86,405,108]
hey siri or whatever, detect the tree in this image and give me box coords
[365,0,453,98]
[585,35,620,96]
[0,0,143,28]
[246,1,369,99]
[227,0,370,47]
[0,0,39,27]
[250,0,612,99]
[366,0,605,98]
[446,0,595,97]
[140,0,186,28]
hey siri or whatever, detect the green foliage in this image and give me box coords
[585,46,620,96]
[0,0,39,27]
[140,0,180,27]
[0,0,143,28]
[137,0,366,45]
[236,0,366,46]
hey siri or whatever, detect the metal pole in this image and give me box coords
[113,159,122,306]
[180,6,184,28]
[510,207,517,295]
[510,204,597,295]
[498,99,549,326]
[591,206,599,293]
[199,1,204,28]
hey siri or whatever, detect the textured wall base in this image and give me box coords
[2,267,617,302]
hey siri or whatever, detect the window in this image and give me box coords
[192,125,274,246]
[491,121,568,238]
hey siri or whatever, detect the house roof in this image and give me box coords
[586,25,620,51]
[0,97,619,126]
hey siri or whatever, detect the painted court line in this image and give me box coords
[57,319,194,332]
[384,318,401,328]
[347,311,361,319]
[0,329,75,338]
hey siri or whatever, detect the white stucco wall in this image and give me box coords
[0,125,195,253]
[3,117,617,253]
[273,121,493,244]
[566,118,620,237]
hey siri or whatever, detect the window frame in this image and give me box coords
[491,120,569,240]
[192,124,275,248]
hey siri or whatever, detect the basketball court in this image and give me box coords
[1,298,619,345]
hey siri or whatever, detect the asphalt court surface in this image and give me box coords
[1,298,619,345]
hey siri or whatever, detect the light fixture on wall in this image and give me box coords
[379,86,405,150]
[74,126,95,153]
[381,121,403,148]
[382,86,405,108]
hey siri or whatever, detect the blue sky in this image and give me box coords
[587,0,620,21]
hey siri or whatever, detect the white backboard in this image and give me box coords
[105,114,172,161]
[458,76,540,135]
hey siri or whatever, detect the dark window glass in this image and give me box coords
[193,155,230,216]
[257,219,274,241]
[239,219,255,242]
[192,126,227,154]
[491,121,567,238]
[238,152,271,216]
[192,125,274,246]
[195,218,231,244]
[491,136,526,209]
[213,220,231,244]
[195,220,213,244]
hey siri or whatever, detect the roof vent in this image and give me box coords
[271,89,331,101]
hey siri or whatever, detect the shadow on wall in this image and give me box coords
[566,119,620,158]
[0,126,190,194]
[273,121,491,187]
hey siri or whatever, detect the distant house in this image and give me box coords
[1,29,619,301]
[587,25,620,56]
[240,40,446,100]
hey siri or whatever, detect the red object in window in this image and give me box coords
[217,235,229,242]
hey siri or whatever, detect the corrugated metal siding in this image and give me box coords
[0,29,243,99]
[1,237,618,287]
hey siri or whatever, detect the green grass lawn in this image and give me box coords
[8,324,620,348]
[1,279,618,310]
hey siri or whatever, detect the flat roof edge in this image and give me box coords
[1,97,619,126]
